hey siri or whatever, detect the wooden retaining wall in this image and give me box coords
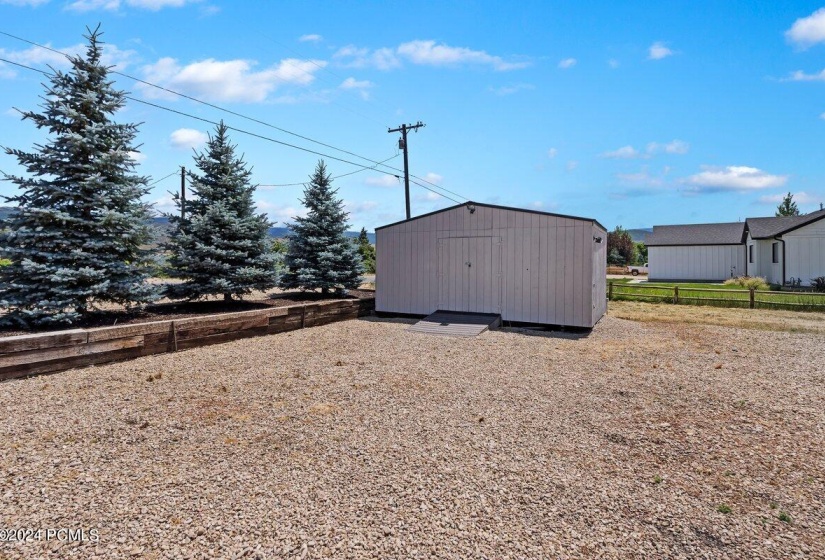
[0,298,375,381]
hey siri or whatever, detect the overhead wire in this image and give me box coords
[259,153,400,188]
[0,30,397,171]
[0,37,471,203]
[147,169,179,187]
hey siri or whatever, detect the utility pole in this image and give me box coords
[180,166,186,221]
[388,121,425,220]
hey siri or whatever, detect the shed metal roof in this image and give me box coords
[375,201,606,232]
[745,208,825,239]
[645,222,746,246]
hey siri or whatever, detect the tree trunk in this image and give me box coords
[321,287,329,296]
[224,293,232,302]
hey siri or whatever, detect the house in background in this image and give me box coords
[646,209,825,285]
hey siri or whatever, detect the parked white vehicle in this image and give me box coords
[626,263,649,276]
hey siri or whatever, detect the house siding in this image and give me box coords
[783,219,825,285]
[649,245,745,281]
[376,204,606,328]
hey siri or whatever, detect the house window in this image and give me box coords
[749,245,754,264]
[772,242,779,264]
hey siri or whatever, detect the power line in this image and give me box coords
[147,169,179,187]
[409,177,463,205]
[0,30,392,170]
[0,52,468,205]
[259,153,400,188]
[0,30,472,203]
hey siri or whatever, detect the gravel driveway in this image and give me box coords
[1,313,823,559]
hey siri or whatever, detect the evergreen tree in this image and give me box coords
[0,27,156,327]
[355,227,376,274]
[775,192,800,217]
[280,161,363,293]
[165,122,279,301]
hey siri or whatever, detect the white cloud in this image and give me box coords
[558,58,577,69]
[423,172,443,184]
[345,200,379,216]
[335,40,528,72]
[601,145,641,159]
[616,167,664,187]
[0,42,136,74]
[0,62,16,79]
[255,200,307,225]
[488,83,533,96]
[299,34,322,43]
[547,148,558,159]
[333,45,401,71]
[0,0,49,5]
[169,128,208,149]
[685,165,788,192]
[784,69,825,82]
[67,0,196,10]
[786,8,825,48]
[821,112,825,119]
[608,58,620,69]
[648,41,674,60]
[139,56,326,102]
[647,139,689,155]
[759,191,819,205]
[127,151,146,163]
[566,160,578,172]
[397,40,528,71]
[340,77,373,99]
[150,194,177,216]
[365,174,401,187]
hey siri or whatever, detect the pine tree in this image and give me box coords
[280,161,363,293]
[775,192,800,217]
[165,122,279,301]
[0,27,156,327]
[355,227,376,274]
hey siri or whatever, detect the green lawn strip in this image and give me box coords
[610,280,825,311]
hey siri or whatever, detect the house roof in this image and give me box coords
[645,222,747,246]
[745,208,825,239]
[375,201,607,232]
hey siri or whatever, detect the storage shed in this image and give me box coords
[375,202,607,328]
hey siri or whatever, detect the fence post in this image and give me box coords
[608,281,613,300]
[673,285,679,305]
[749,288,755,309]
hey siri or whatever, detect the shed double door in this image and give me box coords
[438,236,502,313]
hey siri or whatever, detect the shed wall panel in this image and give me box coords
[376,205,603,327]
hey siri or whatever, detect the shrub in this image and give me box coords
[0,258,10,268]
[811,276,825,293]
[723,276,769,291]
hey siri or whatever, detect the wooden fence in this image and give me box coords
[608,282,825,311]
[0,297,375,381]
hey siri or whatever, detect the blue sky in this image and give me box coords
[1,0,825,231]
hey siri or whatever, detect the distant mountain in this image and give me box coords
[627,228,652,244]
[150,216,375,243]
[0,206,14,223]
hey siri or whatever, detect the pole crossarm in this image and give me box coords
[387,121,425,220]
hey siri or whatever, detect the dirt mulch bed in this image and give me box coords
[0,289,375,338]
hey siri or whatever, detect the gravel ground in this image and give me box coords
[1,312,824,559]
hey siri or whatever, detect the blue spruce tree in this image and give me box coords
[165,122,279,301]
[280,160,363,294]
[0,27,156,328]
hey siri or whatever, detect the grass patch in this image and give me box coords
[777,511,791,523]
[717,504,732,514]
[610,279,825,312]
